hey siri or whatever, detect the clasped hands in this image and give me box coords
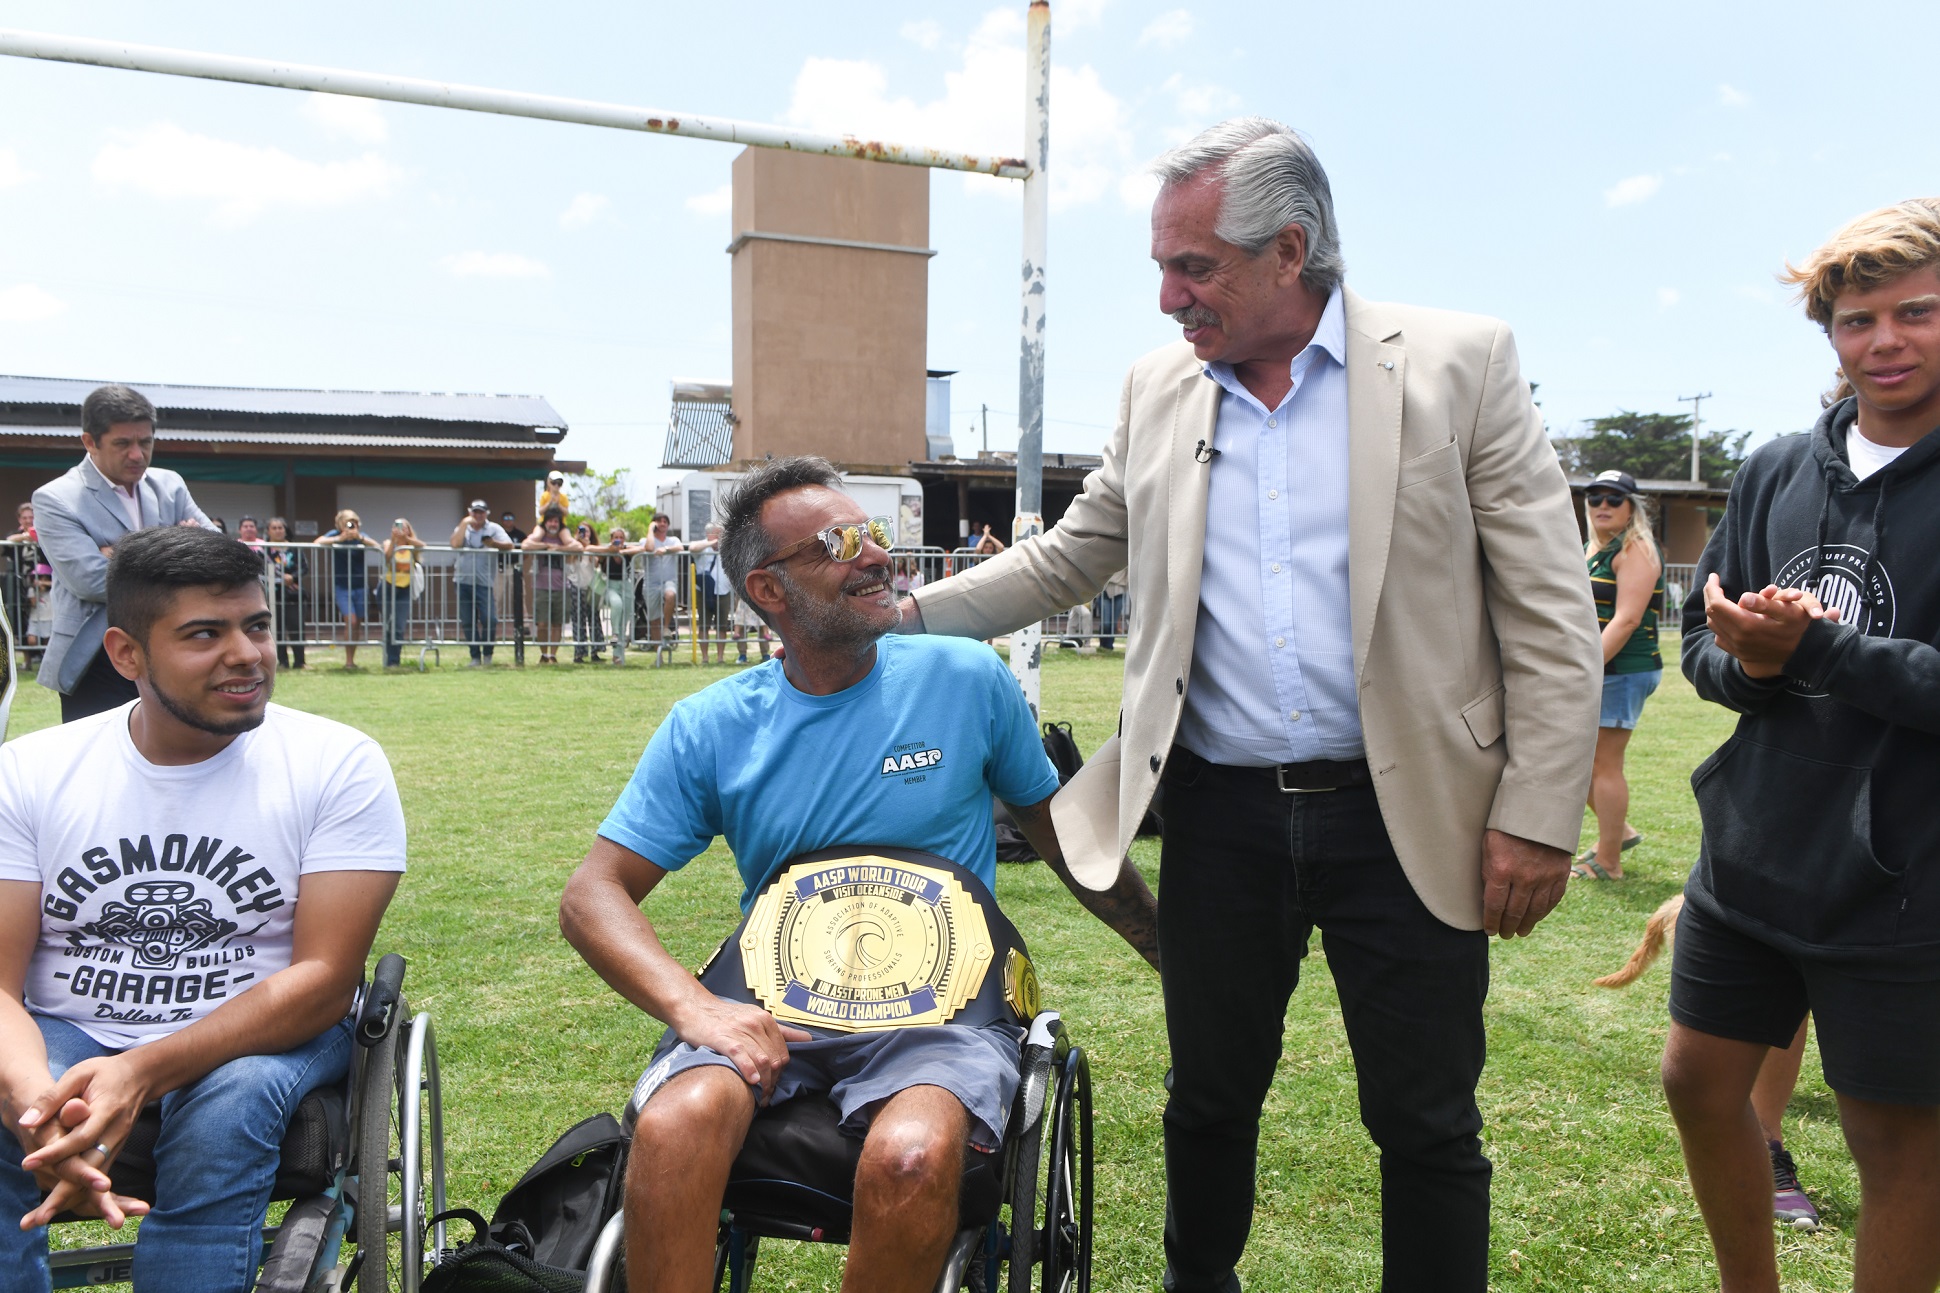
[10,1056,152,1230]
[1702,574,1838,679]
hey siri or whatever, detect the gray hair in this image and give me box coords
[718,455,844,611]
[1150,117,1344,294]
[81,384,158,441]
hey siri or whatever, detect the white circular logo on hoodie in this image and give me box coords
[1772,543,1895,695]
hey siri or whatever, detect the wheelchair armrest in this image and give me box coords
[1010,1011,1067,1142]
[357,952,407,1047]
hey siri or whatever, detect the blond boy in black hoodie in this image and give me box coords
[1669,199,1940,1292]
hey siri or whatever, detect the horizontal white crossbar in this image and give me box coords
[0,28,1032,179]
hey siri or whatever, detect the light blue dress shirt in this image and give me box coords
[1174,285,1365,767]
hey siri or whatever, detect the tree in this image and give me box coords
[1553,411,1751,484]
[561,468,656,538]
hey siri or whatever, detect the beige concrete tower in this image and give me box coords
[729,148,931,472]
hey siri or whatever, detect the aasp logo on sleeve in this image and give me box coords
[880,740,944,784]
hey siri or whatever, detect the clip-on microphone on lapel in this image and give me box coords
[1193,439,1221,464]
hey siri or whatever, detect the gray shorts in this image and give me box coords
[635,1020,1024,1151]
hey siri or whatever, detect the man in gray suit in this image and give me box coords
[33,384,211,721]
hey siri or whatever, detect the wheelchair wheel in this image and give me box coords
[354,1010,447,1291]
[1005,1045,1092,1293]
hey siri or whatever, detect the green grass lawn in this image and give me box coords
[5,643,1862,1290]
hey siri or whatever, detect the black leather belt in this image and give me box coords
[1169,746,1372,794]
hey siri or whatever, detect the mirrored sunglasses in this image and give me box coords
[759,515,897,568]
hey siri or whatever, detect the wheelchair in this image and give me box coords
[45,953,447,1293]
[581,1008,1093,1293]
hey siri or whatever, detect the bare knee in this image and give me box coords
[1661,1030,1762,1126]
[1839,1096,1940,1179]
[632,1067,753,1160]
[857,1118,963,1198]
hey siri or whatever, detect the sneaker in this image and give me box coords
[1770,1142,1820,1231]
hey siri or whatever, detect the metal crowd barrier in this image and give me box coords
[0,537,1138,673]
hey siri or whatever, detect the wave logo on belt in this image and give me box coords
[880,741,944,778]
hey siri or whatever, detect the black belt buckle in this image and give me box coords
[1276,764,1336,794]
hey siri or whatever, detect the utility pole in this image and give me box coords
[1679,392,1712,483]
[981,404,989,457]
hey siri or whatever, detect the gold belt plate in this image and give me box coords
[741,856,995,1032]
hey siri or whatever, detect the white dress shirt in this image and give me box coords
[1174,285,1364,766]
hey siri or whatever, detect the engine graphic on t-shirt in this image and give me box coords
[81,880,239,969]
[39,833,288,1030]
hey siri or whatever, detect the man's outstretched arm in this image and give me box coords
[1004,795,1159,971]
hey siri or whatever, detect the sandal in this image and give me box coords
[1571,849,1619,880]
[1622,832,1645,851]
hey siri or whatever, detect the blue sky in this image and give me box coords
[2,1,1932,498]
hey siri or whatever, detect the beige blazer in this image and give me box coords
[912,289,1601,929]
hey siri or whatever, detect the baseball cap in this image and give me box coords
[469,499,488,511]
[547,470,565,483]
[1588,469,1640,497]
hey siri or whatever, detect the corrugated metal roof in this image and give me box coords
[0,374,566,429]
[0,424,556,451]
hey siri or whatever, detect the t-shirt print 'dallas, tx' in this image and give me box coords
[0,702,407,1049]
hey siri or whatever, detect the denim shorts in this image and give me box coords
[1600,668,1660,729]
[634,1020,1024,1151]
[334,584,368,619]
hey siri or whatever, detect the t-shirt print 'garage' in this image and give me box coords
[0,702,407,1049]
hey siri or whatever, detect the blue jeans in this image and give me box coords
[456,581,495,662]
[380,583,414,668]
[0,1014,353,1293]
[1095,592,1125,649]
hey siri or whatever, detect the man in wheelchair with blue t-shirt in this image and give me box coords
[561,457,1158,1293]
[0,527,405,1292]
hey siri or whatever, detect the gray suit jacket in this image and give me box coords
[33,458,211,693]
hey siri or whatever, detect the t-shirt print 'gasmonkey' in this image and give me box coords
[0,702,406,1049]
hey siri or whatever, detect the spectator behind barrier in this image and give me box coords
[0,525,405,1291]
[559,455,1158,1292]
[450,502,514,668]
[521,507,581,665]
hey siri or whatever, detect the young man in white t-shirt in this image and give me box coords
[0,526,405,1292]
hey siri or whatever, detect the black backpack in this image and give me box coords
[423,1113,627,1291]
[996,722,1093,862]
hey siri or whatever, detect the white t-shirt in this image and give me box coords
[0,702,407,1049]
[1847,427,1909,482]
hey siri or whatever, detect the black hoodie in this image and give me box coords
[1682,398,1940,961]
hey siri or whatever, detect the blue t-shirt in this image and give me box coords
[599,635,1061,911]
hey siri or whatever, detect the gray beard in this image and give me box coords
[772,564,897,657]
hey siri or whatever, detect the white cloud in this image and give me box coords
[300,92,389,144]
[559,192,612,230]
[439,251,551,279]
[1717,83,1751,108]
[0,148,33,189]
[1161,72,1240,121]
[1658,287,1680,308]
[1140,9,1194,46]
[0,284,67,323]
[92,122,401,227]
[1119,169,1162,212]
[685,183,733,216]
[782,10,1132,211]
[900,19,944,51]
[1604,173,1662,208]
[1059,0,1111,28]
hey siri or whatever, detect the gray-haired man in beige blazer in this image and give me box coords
[900,119,1600,1292]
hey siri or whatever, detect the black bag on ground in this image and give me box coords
[419,1208,585,1293]
[490,1113,627,1270]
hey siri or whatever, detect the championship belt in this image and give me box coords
[696,847,1039,1036]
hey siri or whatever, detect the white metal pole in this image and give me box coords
[0,28,1030,178]
[1679,391,1711,483]
[1009,0,1050,721]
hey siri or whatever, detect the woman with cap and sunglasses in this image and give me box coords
[1574,469,1665,880]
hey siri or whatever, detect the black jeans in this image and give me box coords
[59,646,140,722]
[1158,750,1491,1293]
